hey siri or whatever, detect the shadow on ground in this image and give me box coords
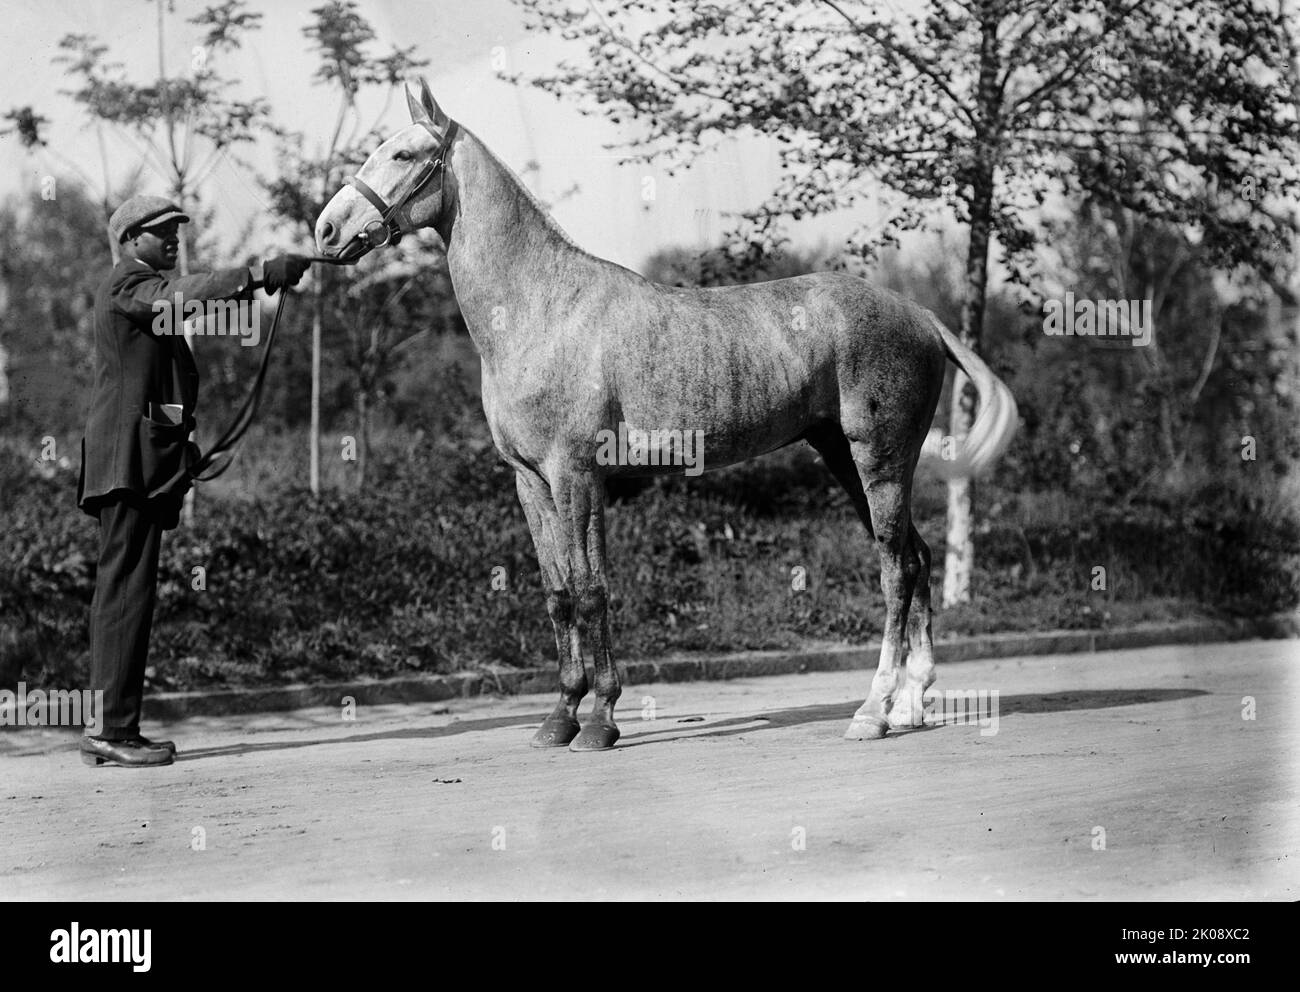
[139,687,1210,762]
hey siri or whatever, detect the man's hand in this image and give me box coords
[262,255,313,294]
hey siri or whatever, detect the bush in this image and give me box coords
[2,427,1297,692]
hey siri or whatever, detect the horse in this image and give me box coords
[315,77,1018,751]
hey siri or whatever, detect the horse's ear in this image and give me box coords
[406,82,426,123]
[417,76,450,127]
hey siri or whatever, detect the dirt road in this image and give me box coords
[2,639,1296,900]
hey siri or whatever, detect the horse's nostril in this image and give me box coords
[321,221,336,245]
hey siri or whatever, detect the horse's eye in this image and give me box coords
[393,150,413,162]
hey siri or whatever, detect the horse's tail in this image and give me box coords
[923,313,1019,478]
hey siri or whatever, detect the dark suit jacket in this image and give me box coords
[77,258,256,518]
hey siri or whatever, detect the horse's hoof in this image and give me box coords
[844,715,889,740]
[888,709,923,731]
[569,723,620,752]
[531,717,580,748]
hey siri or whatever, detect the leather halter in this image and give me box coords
[344,118,459,249]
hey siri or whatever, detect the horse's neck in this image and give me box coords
[438,130,590,362]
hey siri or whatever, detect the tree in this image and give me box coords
[51,1,271,271]
[641,242,831,286]
[1041,192,1299,493]
[0,185,106,438]
[328,257,460,488]
[0,105,143,266]
[262,0,428,493]
[512,0,1300,604]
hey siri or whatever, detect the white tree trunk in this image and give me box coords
[179,231,196,526]
[942,368,975,606]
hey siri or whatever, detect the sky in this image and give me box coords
[0,0,863,273]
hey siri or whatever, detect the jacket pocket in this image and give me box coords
[138,414,195,499]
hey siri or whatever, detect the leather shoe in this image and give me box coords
[128,735,177,755]
[80,736,174,768]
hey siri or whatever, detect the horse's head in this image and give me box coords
[315,77,458,261]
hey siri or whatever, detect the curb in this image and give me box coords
[139,612,1300,722]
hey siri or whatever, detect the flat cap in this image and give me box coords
[109,195,190,244]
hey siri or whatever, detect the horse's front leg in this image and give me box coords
[551,469,621,751]
[516,472,587,747]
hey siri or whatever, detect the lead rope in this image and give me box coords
[187,254,357,482]
[180,122,457,485]
[185,118,459,483]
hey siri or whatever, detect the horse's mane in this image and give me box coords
[466,127,585,254]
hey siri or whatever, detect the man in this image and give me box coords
[77,194,311,768]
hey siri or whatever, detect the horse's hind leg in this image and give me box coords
[847,471,919,740]
[889,523,935,730]
[517,472,587,747]
[807,427,918,739]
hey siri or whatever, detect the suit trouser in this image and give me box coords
[87,494,168,740]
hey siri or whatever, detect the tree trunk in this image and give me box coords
[356,387,370,491]
[98,126,119,265]
[177,214,197,526]
[310,286,323,494]
[1157,389,1176,467]
[942,196,992,607]
[942,11,1000,608]
[105,217,120,265]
